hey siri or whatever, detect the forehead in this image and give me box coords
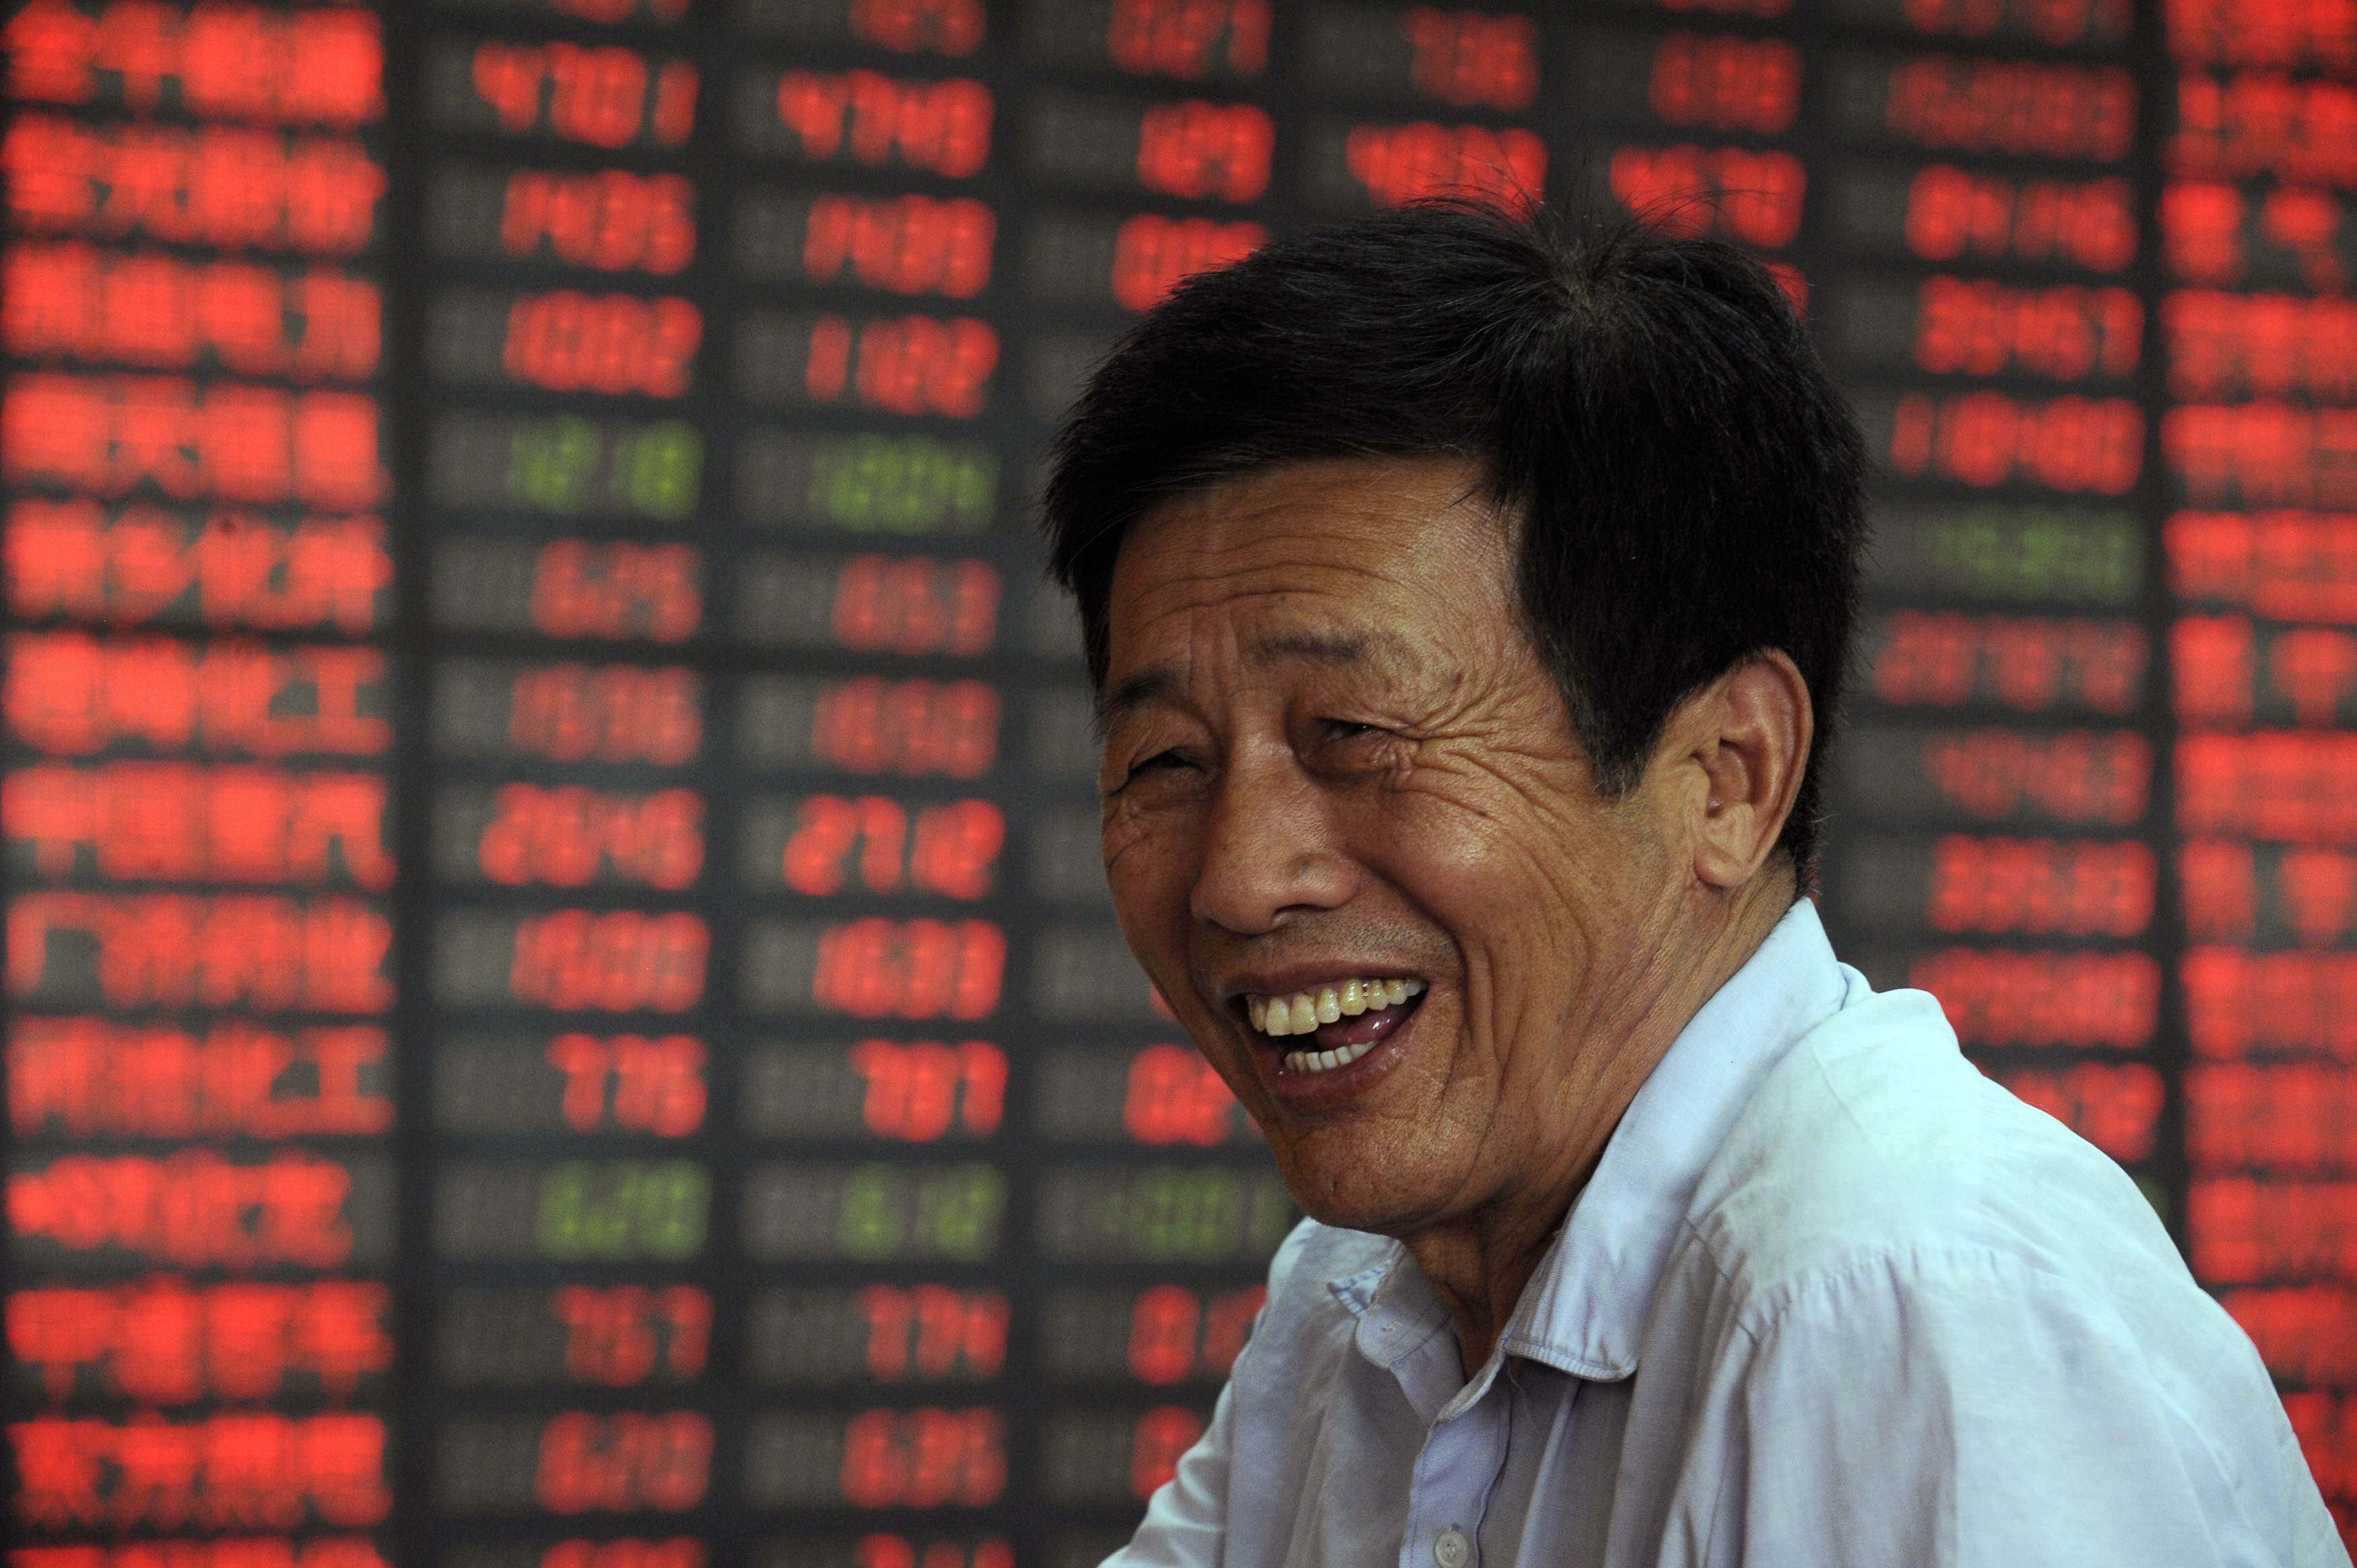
[1104,454,1514,675]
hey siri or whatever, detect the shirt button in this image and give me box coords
[1434,1530,1472,1568]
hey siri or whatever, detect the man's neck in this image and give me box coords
[1400,877,1797,1377]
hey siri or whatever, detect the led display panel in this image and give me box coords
[4,0,2352,1563]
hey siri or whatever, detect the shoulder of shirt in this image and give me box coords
[1682,980,2229,1346]
[1263,1211,1394,1306]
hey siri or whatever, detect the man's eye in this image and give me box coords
[1321,720,1381,743]
[1127,750,1193,780]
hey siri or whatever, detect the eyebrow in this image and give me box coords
[1096,625,1429,733]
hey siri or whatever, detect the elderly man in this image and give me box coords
[1042,202,2347,1567]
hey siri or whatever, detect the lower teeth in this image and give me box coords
[1284,1037,1379,1074]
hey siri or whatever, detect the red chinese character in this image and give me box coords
[5,1285,112,1399]
[302,1413,390,1526]
[283,10,384,127]
[9,1417,108,1528]
[5,0,98,102]
[299,897,391,1011]
[191,127,286,248]
[282,515,390,632]
[284,140,384,254]
[6,496,108,617]
[200,1412,298,1529]
[294,1282,390,1396]
[256,1155,351,1267]
[112,1412,202,1530]
[181,3,280,121]
[205,765,294,882]
[114,1278,204,1404]
[205,1283,294,1401]
[201,383,294,502]
[111,502,199,617]
[2,115,96,228]
[200,262,290,376]
[3,374,110,489]
[292,392,383,508]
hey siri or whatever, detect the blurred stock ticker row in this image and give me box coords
[1,0,2354,1563]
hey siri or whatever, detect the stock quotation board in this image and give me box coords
[2,0,2353,1563]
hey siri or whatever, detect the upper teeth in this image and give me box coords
[1245,978,1426,1037]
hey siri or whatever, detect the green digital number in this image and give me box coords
[538,1160,710,1261]
[614,421,702,520]
[509,416,601,514]
[839,1164,906,1260]
[915,1163,1004,1260]
[812,435,996,533]
[1128,1169,1244,1262]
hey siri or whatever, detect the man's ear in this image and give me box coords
[1666,652,1812,890]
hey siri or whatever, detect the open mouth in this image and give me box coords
[1238,977,1428,1075]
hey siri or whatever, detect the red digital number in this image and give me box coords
[473,42,696,147]
[811,916,1006,1019]
[839,1407,1005,1507]
[1888,390,2143,494]
[1904,0,2127,40]
[803,314,997,417]
[847,0,987,53]
[803,194,995,296]
[1402,7,1537,109]
[1136,100,1272,201]
[529,539,701,641]
[831,555,1000,656]
[1107,0,1271,77]
[551,1285,712,1384]
[479,783,704,889]
[1872,611,2142,713]
[811,677,999,777]
[1110,214,1265,310]
[541,1540,704,1568]
[1125,1283,1263,1384]
[1130,1406,1206,1498]
[547,1031,708,1134]
[783,794,1004,898]
[1906,166,2135,273]
[1926,835,2156,938]
[535,1411,711,1512]
[1914,278,2142,380]
[1343,122,1546,209]
[1920,728,2151,825]
[1607,145,1805,248]
[509,908,709,1012]
[1885,58,2133,160]
[1908,949,2159,1048]
[774,70,991,176]
[1123,1042,1238,1145]
[850,1540,1013,1568]
[848,1038,1007,1139]
[1648,33,1800,133]
[501,170,695,273]
[507,663,701,764]
[1998,1061,2161,1161]
[855,1285,1010,1378]
[502,291,700,397]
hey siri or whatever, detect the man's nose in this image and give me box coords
[1188,748,1356,935]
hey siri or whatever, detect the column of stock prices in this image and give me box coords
[2,0,2352,1561]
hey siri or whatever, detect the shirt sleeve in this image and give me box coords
[1098,1372,1236,1568]
[1706,1245,2348,1568]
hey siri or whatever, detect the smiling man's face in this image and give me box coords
[1098,454,1694,1235]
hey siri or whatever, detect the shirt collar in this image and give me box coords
[1330,898,1852,1388]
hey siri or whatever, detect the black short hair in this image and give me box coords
[1041,198,1867,885]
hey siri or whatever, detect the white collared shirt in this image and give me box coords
[1105,901,2348,1568]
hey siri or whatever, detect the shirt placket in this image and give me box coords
[1399,1371,1514,1568]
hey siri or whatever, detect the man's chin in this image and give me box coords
[1271,1146,1453,1237]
